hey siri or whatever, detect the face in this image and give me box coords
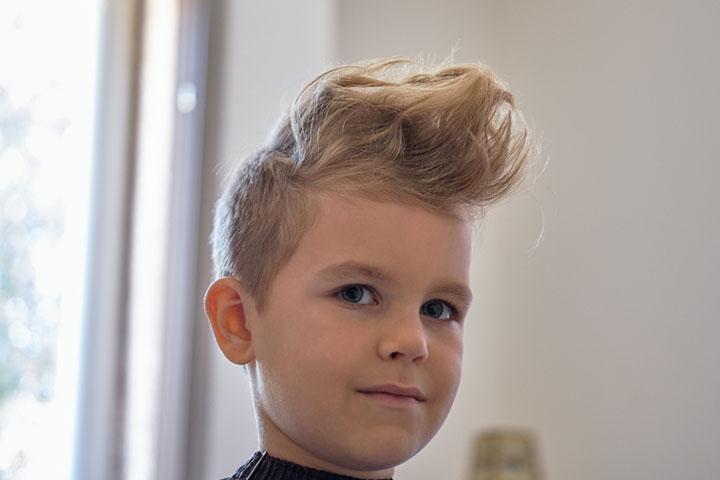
[235,192,471,478]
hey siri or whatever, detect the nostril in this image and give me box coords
[390,351,401,360]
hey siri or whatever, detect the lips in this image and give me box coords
[357,384,426,402]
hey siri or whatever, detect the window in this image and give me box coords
[0,1,101,478]
[1,2,208,478]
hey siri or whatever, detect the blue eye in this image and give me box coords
[421,299,458,321]
[336,285,460,321]
[336,284,377,305]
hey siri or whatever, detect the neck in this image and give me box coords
[254,406,395,479]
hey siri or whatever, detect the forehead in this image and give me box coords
[287,191,472,288]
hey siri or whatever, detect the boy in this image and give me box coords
[204,58,531,479]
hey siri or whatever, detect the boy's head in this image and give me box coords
[204,58,531,478]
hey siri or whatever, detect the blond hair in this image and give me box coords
[210,58,532,312]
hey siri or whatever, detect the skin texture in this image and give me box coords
[205,192,472,479]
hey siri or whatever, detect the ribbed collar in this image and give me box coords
[223,451,394,480]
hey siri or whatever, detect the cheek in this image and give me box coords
[432,334,463,405]
[257,308,365,396]
[256,316,367,440]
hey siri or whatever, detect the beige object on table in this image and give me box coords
[470,428,544,480]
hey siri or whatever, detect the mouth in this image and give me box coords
[357,384,426,404]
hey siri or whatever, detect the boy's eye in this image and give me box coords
[421,299,457,321]
[335,285,459,321]
[336,284,377,305]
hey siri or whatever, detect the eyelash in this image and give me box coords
[333,284,461,321]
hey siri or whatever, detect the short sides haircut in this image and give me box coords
[210,58,533,312]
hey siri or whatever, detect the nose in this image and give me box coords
[377,310,429,363]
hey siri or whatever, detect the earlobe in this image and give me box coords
[204,277,256,365]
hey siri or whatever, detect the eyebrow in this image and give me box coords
[314,260,474,307]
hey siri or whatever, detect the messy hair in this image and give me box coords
[210,58,533,313]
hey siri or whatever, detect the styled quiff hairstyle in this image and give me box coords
[210,58,532,313]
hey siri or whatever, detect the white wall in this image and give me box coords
[195,1,720,479]
[446,2,720,480]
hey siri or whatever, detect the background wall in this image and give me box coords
[191,1,720,479]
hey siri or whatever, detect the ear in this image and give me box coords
[204,276,256,365]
